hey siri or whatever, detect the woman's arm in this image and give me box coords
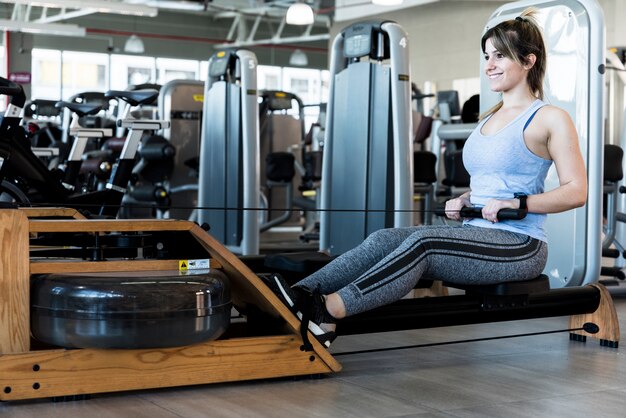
[444,190,472,221]
[481,106,587,222]
[525,106,587,213]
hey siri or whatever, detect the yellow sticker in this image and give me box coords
[217,51,226,58]
[193,94,204,102]
[179,260,188,271]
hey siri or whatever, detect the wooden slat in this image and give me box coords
[0,335,334,401]
[0,211,31,354]
[0,208,341,402]
[188,224,342,372]
[20,207,86,219]
[28,219,194,233]
[29,259,223,274]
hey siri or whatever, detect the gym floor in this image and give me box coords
[2,283,626,417]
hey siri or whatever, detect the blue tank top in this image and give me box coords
[462,99,553,242]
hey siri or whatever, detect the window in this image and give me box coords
[61,51,109,99]
[31,49,62,100]
[0,35,5,79]
[156,58,199,84]
[110,55,156,90]
[282,67,325,130]
[0,36,6,112]
[30,49,329,133]
[452,77,480,110]
[258,65,282,91]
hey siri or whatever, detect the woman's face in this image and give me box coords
[483,38,529,93]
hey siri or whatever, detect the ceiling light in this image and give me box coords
[124,34,145,54]
[372,0,404,5]
[286,2,314,25]
[0,19,86,36]
[289,49,308,66]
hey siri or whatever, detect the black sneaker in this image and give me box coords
[259,273,302,311]
[297,285,337,348]
[260,274,336,348]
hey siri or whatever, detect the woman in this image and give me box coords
[264,8,587,348]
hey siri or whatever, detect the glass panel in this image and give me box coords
[258,65,282,91]
[156,58,199,84]
[110,55,156,90]
[31,49,62,100]
[320,70,330,103]
[283,67,321,104]
[283,67,323,131]
[199,60,209,82]
[451,77,480,111]
[61,51,109,99]
[0,39,5,112]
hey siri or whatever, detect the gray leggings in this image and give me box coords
[296,225,548,316]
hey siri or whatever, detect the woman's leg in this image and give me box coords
[295,226,419,294]
[331,225,547,317]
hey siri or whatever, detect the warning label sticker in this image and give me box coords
[179,259,211,271]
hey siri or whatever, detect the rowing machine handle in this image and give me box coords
[435,206,527,220]
[0,76,26,108]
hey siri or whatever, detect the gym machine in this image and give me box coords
[258,90,307,230]
[320,20,413,256]
[158,79,205,221]
[0,79,169,218]
[197,48,260,255]
[53,101,113,192]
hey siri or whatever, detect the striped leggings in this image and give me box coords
[296,225,548,316]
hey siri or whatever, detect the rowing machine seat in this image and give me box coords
[442,274,550,295]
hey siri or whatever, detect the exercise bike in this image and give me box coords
[0,76,170,217]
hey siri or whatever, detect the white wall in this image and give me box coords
[598,0,626,49]
[330,0,626,98]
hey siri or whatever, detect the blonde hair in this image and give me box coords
[480,7,547,119]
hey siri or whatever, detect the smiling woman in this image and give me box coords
[263,7,588,350]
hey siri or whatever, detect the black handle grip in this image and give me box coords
[0,76,26,108]
[435,206,527,220]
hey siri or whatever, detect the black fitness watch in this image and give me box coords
[514,192,528,212]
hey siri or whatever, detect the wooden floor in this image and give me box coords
[3,283,626,417]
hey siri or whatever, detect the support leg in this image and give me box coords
[0,210,30,354]
[569,283,620,347]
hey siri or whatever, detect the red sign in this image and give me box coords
[8,72,31,84]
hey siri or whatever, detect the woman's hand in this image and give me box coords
[481,198,518,223]
[445,193,471,221]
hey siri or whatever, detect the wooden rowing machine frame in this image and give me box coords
[0,207,619,401]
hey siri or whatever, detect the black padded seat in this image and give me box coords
[104,89,159,106]
[55,101,103,117]
[442,274,550,295]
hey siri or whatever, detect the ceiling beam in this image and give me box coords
[334,0,439,22]
[0,0,158,18]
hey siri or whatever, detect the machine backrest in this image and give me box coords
[481,0,605,287]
